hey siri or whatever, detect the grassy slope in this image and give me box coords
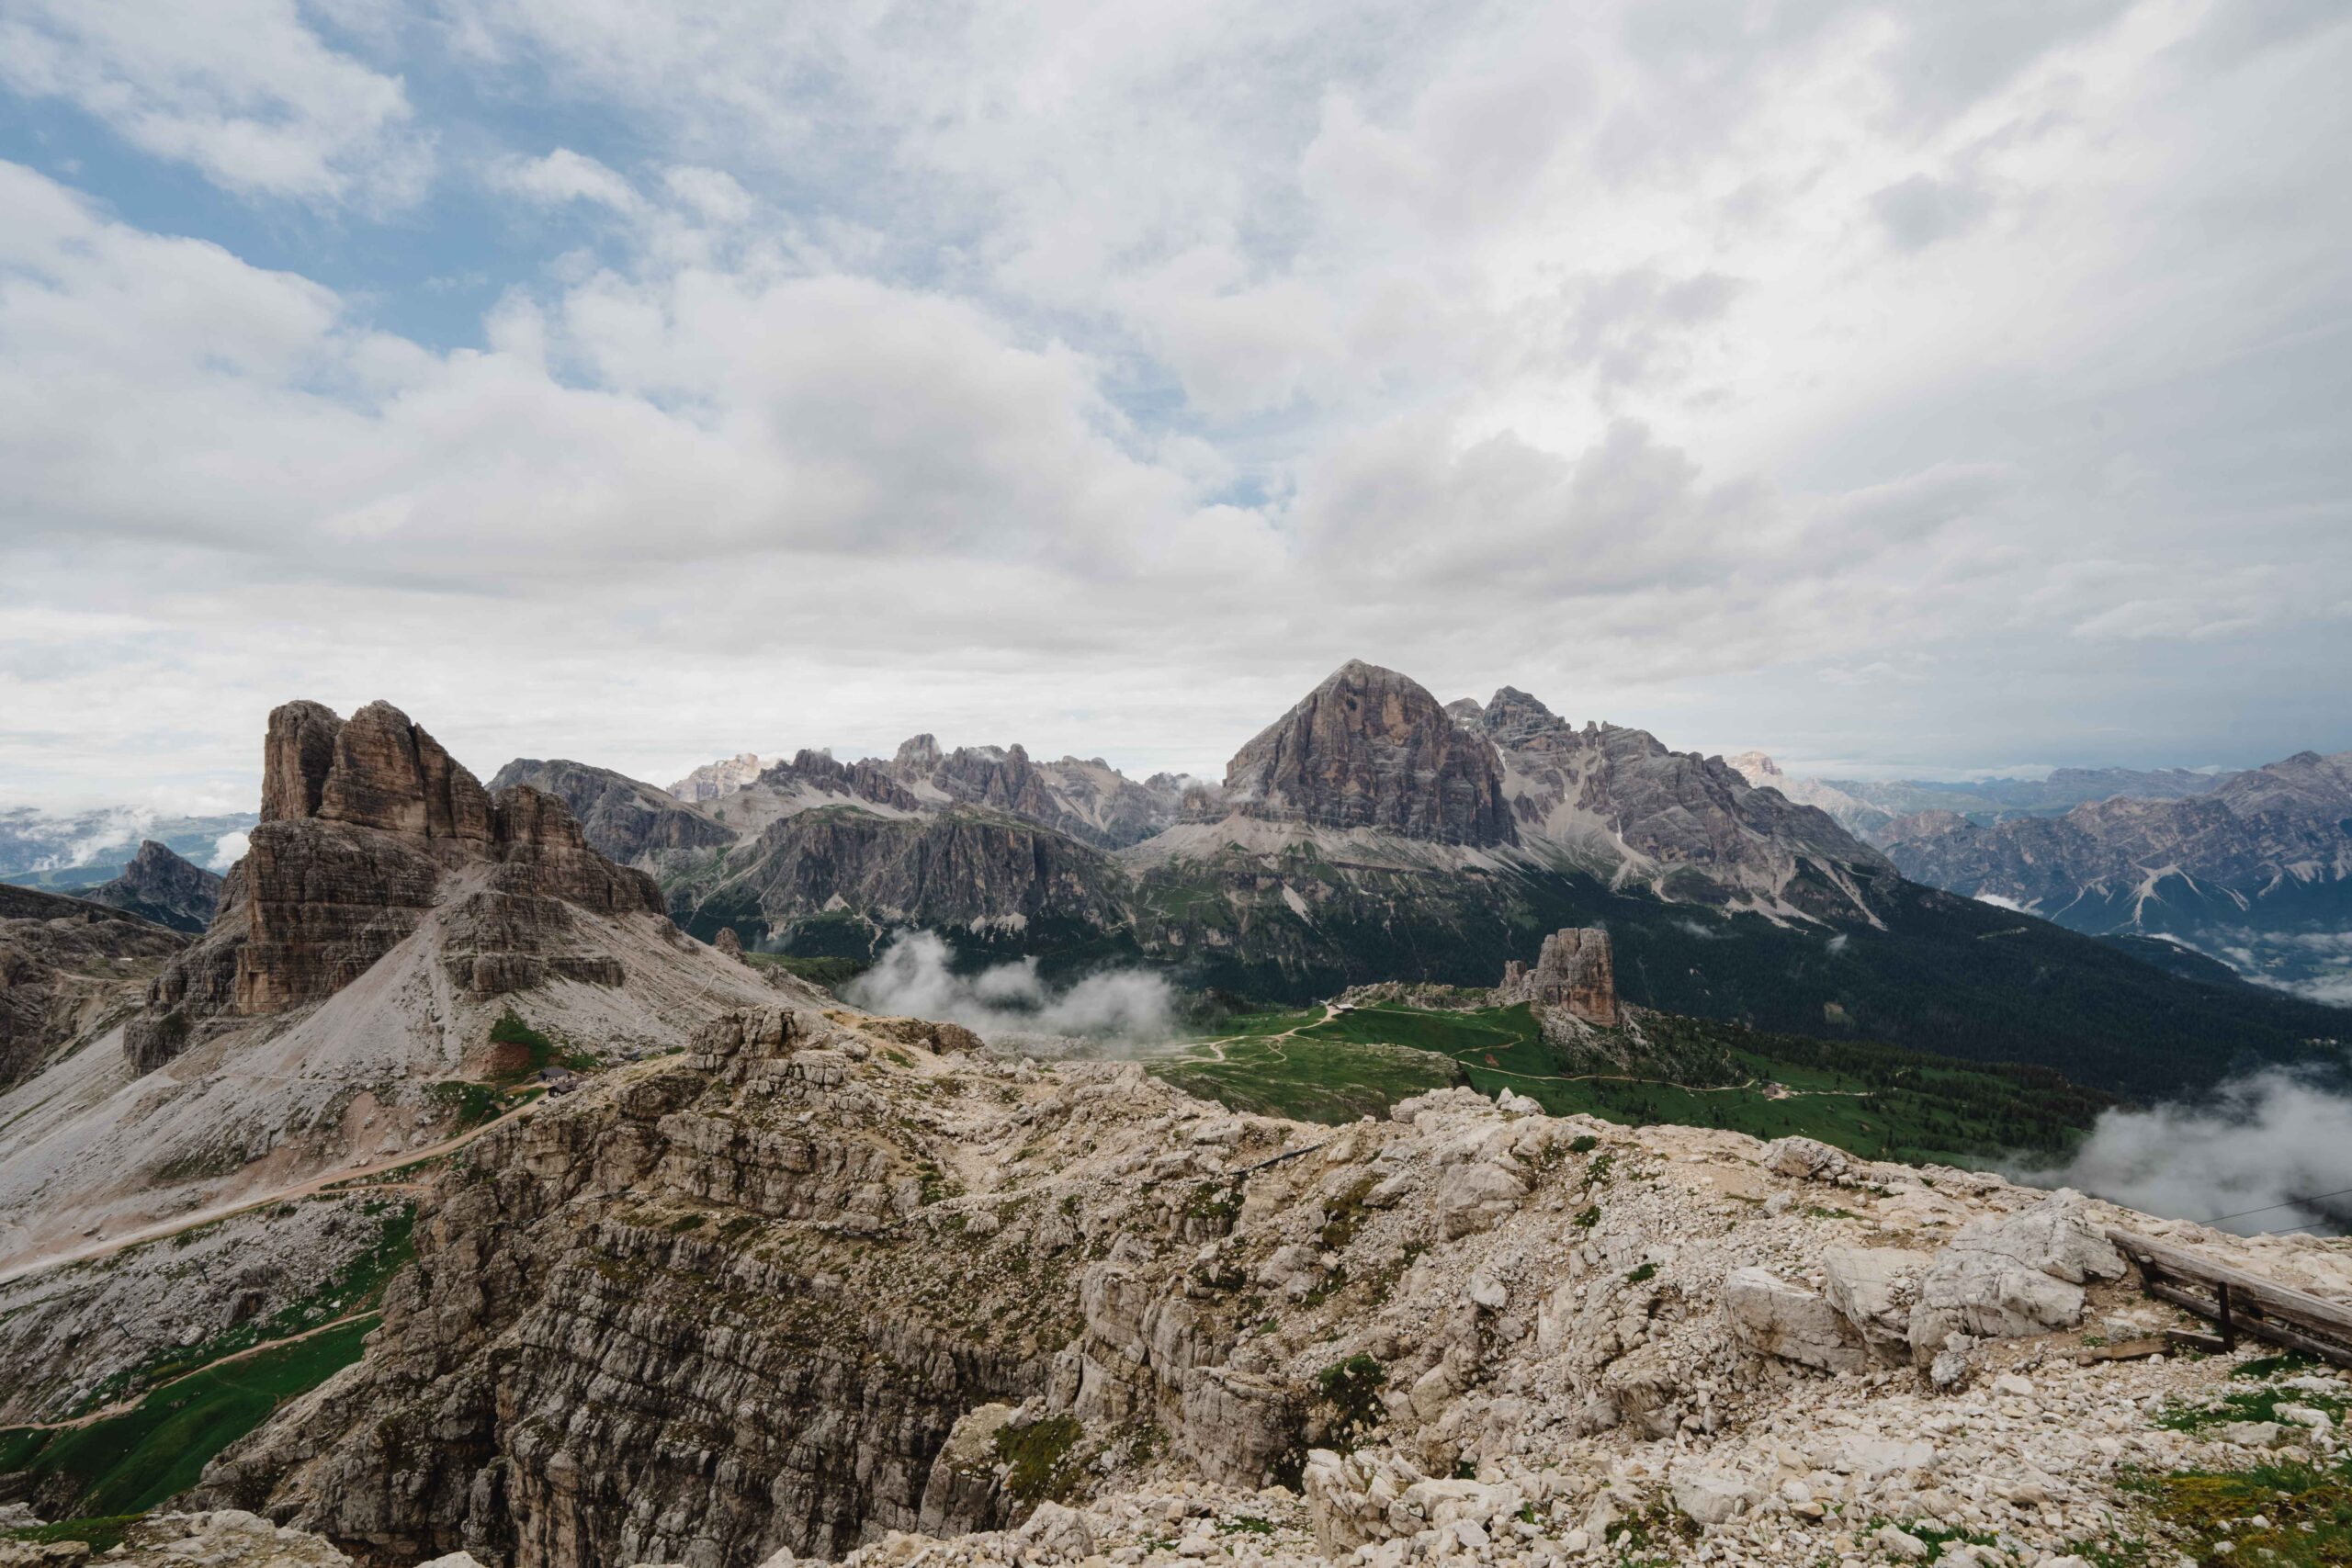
[0,1315,376,1517]
[1153,1001,2108,1163]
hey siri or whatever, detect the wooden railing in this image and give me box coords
[2108,1228,2352,1369]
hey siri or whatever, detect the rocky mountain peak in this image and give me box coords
[1223,661,1517,846]
[1729,750,1783,778]
[893,734,944,773]
[262,698,494,851]
[129,700,663,1074]
[75,840,223,934]
[1476,685,1575,748]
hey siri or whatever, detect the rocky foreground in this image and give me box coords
[57,991,2328,1568]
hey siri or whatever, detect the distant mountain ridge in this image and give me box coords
[64,840,222,933]
[497,661,2346,1099]
[1730,753,2237,841]
[1876,748,2352,1000]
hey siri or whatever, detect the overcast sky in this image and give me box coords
[3,0,2347,810]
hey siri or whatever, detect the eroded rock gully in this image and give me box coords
[185,1000,2352,1568]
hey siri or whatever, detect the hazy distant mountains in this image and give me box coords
[1728,752,2233,841]
[0,806,253,891]
[1874,751,2352,1003]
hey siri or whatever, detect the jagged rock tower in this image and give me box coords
[125,699,664,1074]
[1498,926,1618,1028]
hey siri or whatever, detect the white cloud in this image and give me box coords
[3,2,2350,807]
[0,0,428,206]
[491,149,642,213]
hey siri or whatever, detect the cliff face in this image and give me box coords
[130,701,664,1075]
[1472,689,1891,921]
[727,808,1131,939]
[1225,662,1515,848]
[1495,926,1617,1027]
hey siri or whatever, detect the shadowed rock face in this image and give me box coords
[0,885,185,1089]
[1225,661,1516,847]
[128,700,664,1073]
[489,758,738,870]
[74,840,223,934]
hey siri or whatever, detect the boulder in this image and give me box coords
[1907,1190,2124,1357]
[1724,1267,1871,1372]
[1821,1246,1933,1362]
[1762,1136,1849,1180]
[1670,1469,1757,1525]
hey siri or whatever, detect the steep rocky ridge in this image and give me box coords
[486,759,737,873]
[669,752,771,803]
[67,840,223,933]
[0,700,777,1271]
[0,885,185,1093]
[175,999,2352,1568]
[1471,690,1890,922]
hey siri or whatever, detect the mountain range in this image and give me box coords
[1,681,2348,1568]
[1728,753,2235,842]
[493,660,2346,1099]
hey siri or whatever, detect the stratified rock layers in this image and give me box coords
[128,700,662,1074]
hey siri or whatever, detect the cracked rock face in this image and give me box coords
[1224,662,1515,847]
[0,884,184,1090]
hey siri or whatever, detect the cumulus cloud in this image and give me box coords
[2021,1069,2352,1237]
[491,149,642,213]
[4,1,2351,807]
[0,0,429,206]
[208,830,251,871]
[843,931,1176,1042]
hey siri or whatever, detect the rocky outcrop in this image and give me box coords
[886,741,1184,851]
[669,752,772,803]
[1224,662,1515,847]
[761,750,925,814]
[126,702,663,1073]
[1494,927,1616,1027]
[715,807,1131,944]
[0,885,185,1089]
[487,760,736,871]
[1470,688,1891,920]
[177,1030,2326,1568]
[72,840,223,934]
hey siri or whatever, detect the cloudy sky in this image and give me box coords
[3,0,2347,809]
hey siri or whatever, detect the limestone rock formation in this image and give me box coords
[1223,662,1515,846]
[1468,688,1890,920]
[171,1025,2318,1568]
[71,840,223,934]
[127,701,664,1075]
[670,752,773,803]
[1494,927,1616,1027]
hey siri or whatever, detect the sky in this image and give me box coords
[2,0,2348,810]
